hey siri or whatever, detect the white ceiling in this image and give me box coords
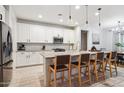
[13,5,124,29]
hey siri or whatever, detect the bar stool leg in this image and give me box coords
[54,71,57,87]
[114,61,118,76]
[78,66,81,86]
[68,68,71,86]
[94,62,98,81]
[88,64,91,84]
[62,70,64,82]
[48,67,51,86]
[102,62,105,80]
[108,61,112,77]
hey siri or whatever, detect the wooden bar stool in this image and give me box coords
[105,51,118,77]
[90,52,105,81]
[71,53,91,86]
[48,55,71,87]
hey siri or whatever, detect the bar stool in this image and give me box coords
[48,55,71,87]
[90,52,105,81]
[105,51,118,77]
[71,53,91,86]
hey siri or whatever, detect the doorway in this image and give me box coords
[81,31,88,51]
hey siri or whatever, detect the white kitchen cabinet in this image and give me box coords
[17,22,75,44]
[69,30,75,43]
[45,27,54,43]
[29,52,43,65]
[16,52,43,67]
[53,28,64,37]
[16,52,28,67]
[63,29,70,43]
[63,29,75,43]
[17,23,30,42]
[30,24,46,43]
[0,5,5,22]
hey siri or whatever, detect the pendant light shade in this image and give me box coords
[68,5,74,26]
[83,5,89,30]
[98,8,102,27]
[85,5,88,24]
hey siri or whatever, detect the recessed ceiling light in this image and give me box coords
[58,14,62,16]
[112,28,115,31]
[38,15,43,18]
[75,22,79,25]
[59,19,63,22]
[95,12,99,16]
[75,5,80,10]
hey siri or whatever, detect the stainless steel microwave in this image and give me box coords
[53,37,63,44]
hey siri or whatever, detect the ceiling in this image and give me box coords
[13,5,124,29]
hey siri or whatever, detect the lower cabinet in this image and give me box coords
[16,52,43,67]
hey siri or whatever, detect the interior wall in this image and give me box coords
[77,25,113,51]
[101,30,113,51]
[9,6,17,69]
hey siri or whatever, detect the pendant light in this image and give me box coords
[98,8,102,27]
[85,5,88,25]
[84,5,89,30]
[68,5,74,26]
[117,21,121,33]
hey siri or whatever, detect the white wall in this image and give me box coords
[75,24,114,51]
[9,6,17,69]
[101,30,113,51]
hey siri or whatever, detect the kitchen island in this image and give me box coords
[40,50,110,86]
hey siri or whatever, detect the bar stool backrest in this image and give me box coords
[111,51,117,59]
[80,53,90,63]
[96,52,104,61]
[56,55,70,65]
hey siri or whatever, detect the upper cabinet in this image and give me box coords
[17,22,75,44]
[17,23,30,42]
[30,24,46,43]
[63,29,75,43]
[0,6,5,22]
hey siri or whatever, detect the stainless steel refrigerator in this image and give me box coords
[0,21,13,87]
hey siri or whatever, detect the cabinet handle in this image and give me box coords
[21,52,24,54]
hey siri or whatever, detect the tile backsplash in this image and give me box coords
[17,43,74,51]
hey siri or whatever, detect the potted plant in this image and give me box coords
[115,42,124,52]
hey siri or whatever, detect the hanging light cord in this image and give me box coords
[85,5,88,24]
[98,8,102,27]
[69,6,71,20]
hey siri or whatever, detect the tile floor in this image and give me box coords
[9,65,124,87]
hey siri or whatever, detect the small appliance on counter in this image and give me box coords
[17,43,25,51]
[42,45,46,50]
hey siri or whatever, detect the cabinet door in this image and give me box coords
[29,52,44,65]
[63,29,70,43]
[17,23,30,42]
[39,53,44,64]
[16,52,27,67]
[0,6,5,22]
[30,25,45,43]
[29,52,40,65]
[53,28,63,37]
[63,29,75,43]
[69,30,75,43]
[45,27,54,43]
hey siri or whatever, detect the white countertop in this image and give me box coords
[40,50,111,58]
